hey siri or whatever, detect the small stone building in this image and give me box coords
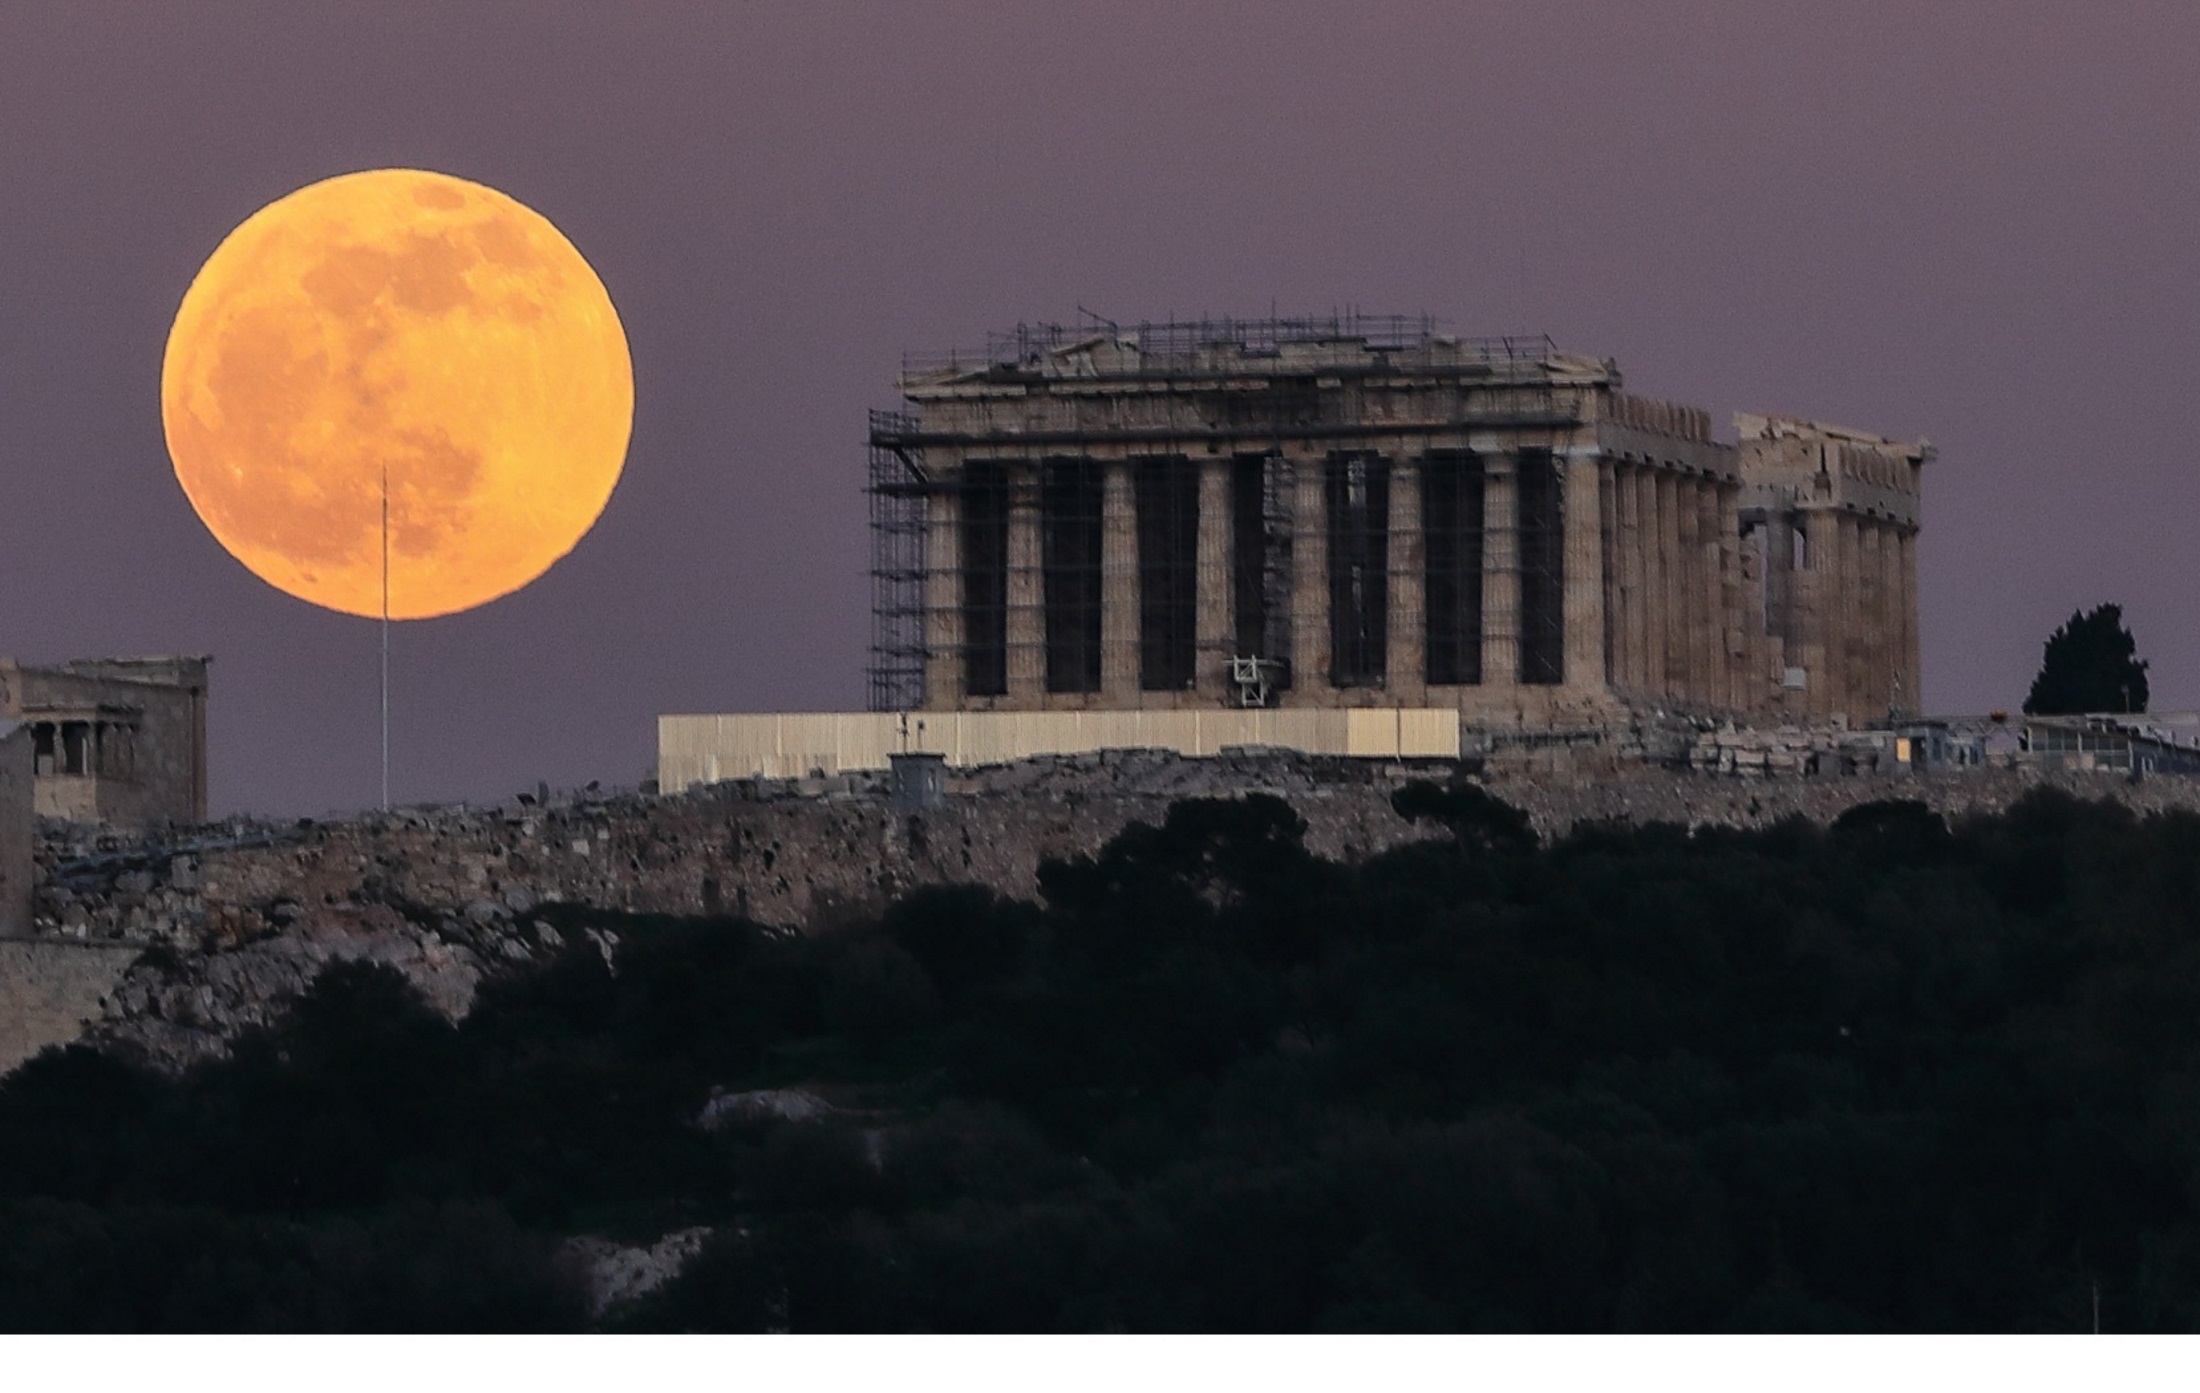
[866,317,1928,732]
[0,657,210,827]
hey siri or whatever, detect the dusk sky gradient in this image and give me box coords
[4,2,2196,815]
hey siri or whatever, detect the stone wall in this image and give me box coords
[0,940,140,1073]
[0,724,30,935]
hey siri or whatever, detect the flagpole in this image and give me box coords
[381,462,390,813]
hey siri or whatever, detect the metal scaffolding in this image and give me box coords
[899,310,1558,374]
[865,410,927,711]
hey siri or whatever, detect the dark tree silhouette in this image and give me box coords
[2024,603,2149,715]
[1391,780,1539,852]
[36,787,2200,1330]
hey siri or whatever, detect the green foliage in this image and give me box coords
[16,787,2200,1329]
[2025,603,2150,714]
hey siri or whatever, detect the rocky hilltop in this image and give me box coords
[20,749,2200,1073]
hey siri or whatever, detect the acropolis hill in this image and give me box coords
[7,319,2195,1077]
[11,744,2200,1076]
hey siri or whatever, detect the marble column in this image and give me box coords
[1650,471,1675,698]
[1386,457,1428,701]
[1194,458,1233,703]
[1562,451,1606,694]
[1291,452,1330,692]
[1889,521,1910,716]
[1006,464,1044,704]
[1698,478,1724,708]
[1100,459,1139,704]
[1841,512,1866,719]
[1900,527,1921,713]
[1622,465,1649,695]
[1861,518,1886,718]
[1822,512,1851,720]
[922,485,962,708]
[1716,481,1742,711]
[1481,454,1520,690]
[1598,460,1619,694]
[1675,473,1702,703]
[1794,509,1827,719]
[1878,521,1902,717]
[1772,512,1801,715]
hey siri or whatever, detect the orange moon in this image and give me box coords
[161,168,633,619]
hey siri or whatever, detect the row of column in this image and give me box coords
[1792,509,1920,721]
[915,455,1920,721]
[1604,460,1740,711]
[921,447,1613,708]
[24,719,135,781]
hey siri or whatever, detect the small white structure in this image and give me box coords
[656,707,1462,792]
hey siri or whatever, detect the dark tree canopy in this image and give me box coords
[25,789,2200,1330]
[2024,603,2149,715]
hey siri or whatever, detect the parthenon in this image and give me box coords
[865,315,1927,731]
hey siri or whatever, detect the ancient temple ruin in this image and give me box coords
[660,315,1930,789]
[0,657,210,827]
[866,315,1926,728]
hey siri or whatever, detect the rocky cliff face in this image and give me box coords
[23,749,2200,1074]
[38,751,1438,1071]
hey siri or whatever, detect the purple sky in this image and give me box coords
[3,2,2195,816]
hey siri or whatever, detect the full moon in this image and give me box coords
[162,168,633,619]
